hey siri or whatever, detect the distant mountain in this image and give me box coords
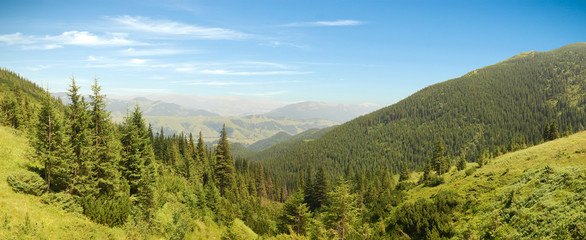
[142,115,337,145]
[105,97,218,119]
[258,43,586,184]
[110,94,292,117]
[246,127,335,152]
[264,101,381,123]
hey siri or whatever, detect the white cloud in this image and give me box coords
[284,19,364,27]
[27,65,52,71]
[121,47,188,56]
[200,69,310,76]
[110,15,249,39]
[44,31,139,46]
[0,31,142,49]
[0,32,35,44]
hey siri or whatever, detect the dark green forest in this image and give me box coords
[254,43,586,186]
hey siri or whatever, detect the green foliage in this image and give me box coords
[222,218,259,240]
[278,190,310,235]
[456,153,467,171]
[82,194,131,227]
[322,178,364,240]
[465,167,476,176]
[6,170,45,196]
[215,124,235,196]
[387,191,459,239]
[40,192,83,214]
[399,165,410,182]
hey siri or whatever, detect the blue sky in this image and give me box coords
[1,0,585,105]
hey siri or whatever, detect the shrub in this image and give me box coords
[41,192,83,214]
[82,194,131,227]
[465,168,476,177]
[6,171,45,196]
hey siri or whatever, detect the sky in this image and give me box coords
[1,0,585,105]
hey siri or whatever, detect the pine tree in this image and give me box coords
[278,190,311,235]
[433,139,447,175]
[313,166,329,211]
[214,124,235,196]
[303,167,314,209]
[399,165,410,182]
[88,78,122,197]
[456,153,467,171]
[543,123,551,141]
[120,105,155,198]
[67,76,91,195]
[549,120,559,140]
[34,88,70,192]
[323,178,361,240]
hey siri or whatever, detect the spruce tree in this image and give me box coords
[433,139,446,175]
[303,167,314,209]
[456,153,467,171]
[34,88,70,192]
[399,165,410,182]
[313,166,328,211]
[88,78,122,197]
[549,120,559,140]
[278,190,310,235]
[66,76,91,195]
[214,124,235,196]
[323,178,361,240]
[120,105,155,197]
[543,123,551,141]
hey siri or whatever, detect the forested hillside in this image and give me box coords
[257,43,586,185]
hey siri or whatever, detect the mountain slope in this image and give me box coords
[395,130,586,239]
[257,43,586,183]
[264,101,380,123]
[106,97,218,118]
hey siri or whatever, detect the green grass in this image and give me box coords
[0,126,128,239]
[398,131,586,239]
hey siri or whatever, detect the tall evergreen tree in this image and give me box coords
[34,88,70,192]
[433,139,447,175]
[66,77,91,195]
[456,153,467,171]
[278,190,310,235]
[549,120,559,140]
[313,166,329,211]
[88,78,122,197]
[215,124,235,196]
[323,178,362,240]
[399,165,410,182]
[120,105,155,197]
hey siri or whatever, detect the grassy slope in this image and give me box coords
[0,126,228,239]
[399,131,586,238]
[0,126,127,239]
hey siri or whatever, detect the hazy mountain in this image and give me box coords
[142,115,337,145]
[105,97,218,119]
[109,94,292,117]
[264,101,381,123]
[258,43,586,184]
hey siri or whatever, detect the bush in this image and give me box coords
[465,167,476,177]
[223,218,259,240]
[425,174,444,187]
[41,192,83,214]
[6,171,45,196]
[82,194,131,227]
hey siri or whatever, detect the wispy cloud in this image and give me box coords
[0,31,143,49]
[121,47,190,56]
[27,64,52,71]
[200,69,311,76]
[284,20,364,27]
[110,15,249,40]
